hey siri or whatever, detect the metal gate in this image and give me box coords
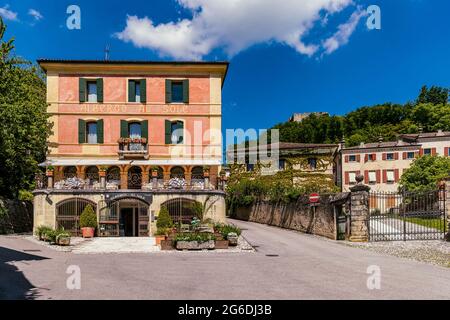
[368,188,446,241]
[162,198,199,225]
[56,198,97,236]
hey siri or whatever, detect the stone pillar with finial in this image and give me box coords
[349,174,371,242]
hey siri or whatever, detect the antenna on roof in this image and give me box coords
[104,44,110,61]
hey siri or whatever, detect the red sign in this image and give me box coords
[309,193,320,203]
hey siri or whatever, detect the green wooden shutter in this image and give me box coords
[141,120,148,140]
[140,79,147,103]
[79,78,86,102]
[97,119,104,144]
[165,79,172,103]
[128,80,136,102]
[182,79,189,103]
[96,78,104,102]
[120,120,128,138]
[165,120,172,144]
[78,119,86,143]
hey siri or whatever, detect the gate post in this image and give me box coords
[349,174,371,242]
[443,177,450,241]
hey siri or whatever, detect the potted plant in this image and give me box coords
[46,165,54,176]
[155,206,173,245]
[99,166,108,177]
[79,204,97,238]
[55,229,71,246]
[175,232,216,250]
[151,166,159,178]
[203,166,210,177]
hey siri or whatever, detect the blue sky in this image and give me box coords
[1,0,449,133]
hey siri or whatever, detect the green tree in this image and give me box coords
[79,205,98,228]
[156,206,173,229]
[0,17,50,198]
[417,85,449,106]
[399,156,450,192]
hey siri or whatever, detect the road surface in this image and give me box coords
[1,219,449,299]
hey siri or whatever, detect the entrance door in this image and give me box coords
[120,208,137,237]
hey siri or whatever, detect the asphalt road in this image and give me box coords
[1,219,449,300]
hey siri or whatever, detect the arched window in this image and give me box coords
[191,166,204,179]
[128,166,142,189]
[129,122,142,139]
[63,166,77,179]
[170,166,185,179]
[106,166,121,189]
[165,120,184,144]
[161,198,201,224]
[85,166,99,185]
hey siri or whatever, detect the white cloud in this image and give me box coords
[322,7,366,55]
[28,9,43,21]
[115,0,363,60]
[0,5,18,21]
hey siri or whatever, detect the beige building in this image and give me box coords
[340,131,450,192]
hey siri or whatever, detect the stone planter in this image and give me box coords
[215,239,229,249]
[57,235,71,246]
[213,232,224,240]
[81,227,95,238]
[176,240,215,250]
[227,232,239,246]
[161,239,175,250]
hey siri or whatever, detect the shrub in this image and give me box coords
[79,204,97,228]
[155,227,168,236]
[156,206,173,229]
[214,223,241,238]
[18,190,34,201]
[174,232,215,243]
[36,225,52,239]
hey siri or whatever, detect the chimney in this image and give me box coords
[359,142,365,148]
[437,129,444,136]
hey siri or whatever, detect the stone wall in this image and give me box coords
[232,194,349,240]
[0,198,33,234]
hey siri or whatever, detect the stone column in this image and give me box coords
[141,166,149,187]
[349,175,371,242]
[120,166,128,190]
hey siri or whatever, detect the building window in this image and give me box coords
[349,172,357,185]
[166,79,189,103]
[368,154,375,161]
[278,159,286,170]
[407,152,415,159]
[423,148,432,155]
[86,122,98,144]
[368,171,377,184]
[386,170,395,183]
[308,158,317,170]
[386,153,394,160]
[129,122,142,139]
[171,82,184,103]
[165,120,184,144]
[87,81,97,102]
[349,155,357,162]
[128,79,146,103]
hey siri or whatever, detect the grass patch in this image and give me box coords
[401,217,446,232]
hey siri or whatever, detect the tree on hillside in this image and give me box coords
[399,156,450,192]
[0,17,50,198]
[417,85,449,106]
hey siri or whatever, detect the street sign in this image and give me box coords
[309,193,320,203]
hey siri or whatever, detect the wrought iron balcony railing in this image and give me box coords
[118,141,148,160]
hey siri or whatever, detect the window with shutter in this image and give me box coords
[96,78,103,102]
[165,80,172,103]
[79,78,86,102]
[78,119,86,144]
[120,120,128,138]
[97,119,104,144]
[182,79,189,103]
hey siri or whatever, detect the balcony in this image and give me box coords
[118,138,148,160]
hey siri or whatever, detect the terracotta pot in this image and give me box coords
[99,171,106,177]
[81,227,95,238]
[151,171,158,178]
[46,171,54,177]
[155,235,166,245]
[203,171,210,177]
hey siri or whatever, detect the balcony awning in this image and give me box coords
[39,159,222,167]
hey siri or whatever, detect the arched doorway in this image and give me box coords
[128,166,142,189]
[170,166,185,179]
[99,197,149,237]
[191,166,204,189]
[162,198,201,224]
[56,198,97,236]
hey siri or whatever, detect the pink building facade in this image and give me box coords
[34,60,228,237]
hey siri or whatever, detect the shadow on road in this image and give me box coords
[0,246,49,300]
